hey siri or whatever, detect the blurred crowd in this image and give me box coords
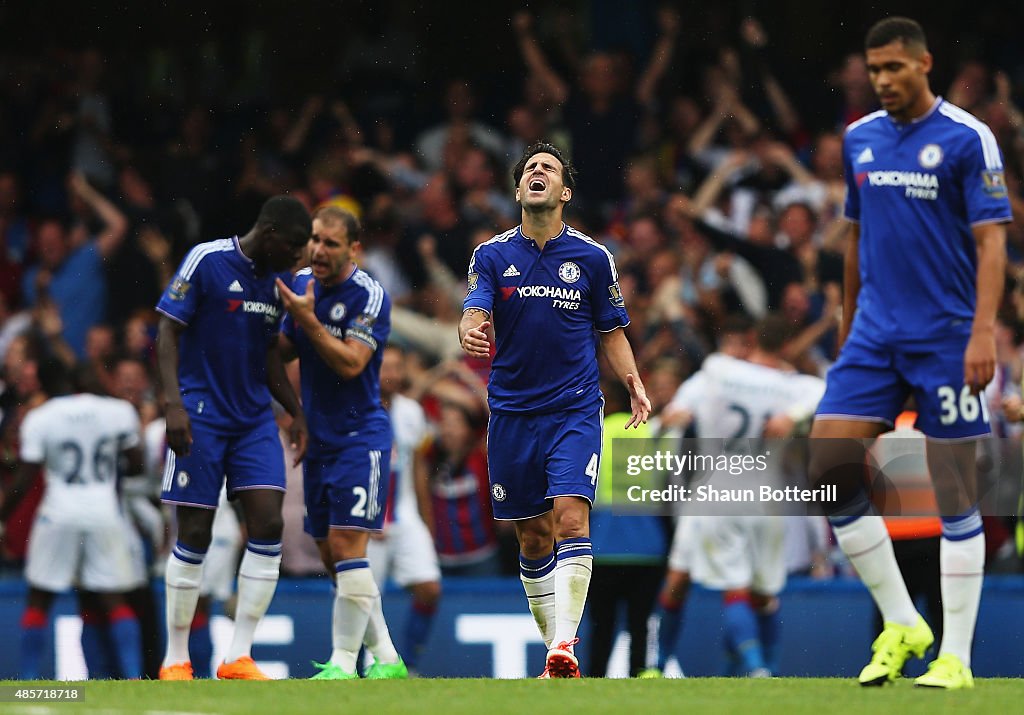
[3,6,1024,583]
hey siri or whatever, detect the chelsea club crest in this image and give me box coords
[918,143,943,169]
[329,302,347,321]
[558,261,581,284]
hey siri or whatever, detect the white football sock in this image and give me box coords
[332,561,377,672]
[551,538,593,649]
[830,514,918,627]
[224,543,281,663]
[163,546,205,667]
[520,551,556,648]
[938,511,985,667]
[363,583,400,664]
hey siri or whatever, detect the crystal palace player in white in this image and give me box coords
[1,360,145,679]
[460,142,650,678]
[662,315,825,677]
[810,17,1011,689]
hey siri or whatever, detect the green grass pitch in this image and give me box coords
[2,678,1022,715]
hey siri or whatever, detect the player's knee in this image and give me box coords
[553,511,587,541]
[247,515,284,542]
[176,522,214,552]
[517,530,553,557]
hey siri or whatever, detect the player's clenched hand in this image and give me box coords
[462,320,491,359]
[166,404,192,457]
[624,373,651,429]
[275,277,315,319]
[289,412,308,466]
[964,330,996,394]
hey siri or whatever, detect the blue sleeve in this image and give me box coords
[842,132,860,223]
[590,251,630,333]
[463,244,494,313]
[958,127,1013,226]
[281,311,295,342]
[372,294,392,349]
[346,282,390,352]
[280,272,303,342]
[156,246,205,325]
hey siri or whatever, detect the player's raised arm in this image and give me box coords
[965,222,1006,392]
[275,277,376,380]
[599,328,651,428]
[156,315,191,457]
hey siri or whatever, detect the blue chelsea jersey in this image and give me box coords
[843,98,1012,347]
[463,224,629,414]
[156,237,286,432]
[282,267,392,455]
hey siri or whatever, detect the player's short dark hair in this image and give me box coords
[312,205,361,244]
[865,17,928,52]
[257,195,312,235]
[513,142,577,192]
[37,357,73,397]
[72,363,107,396]
[720,313,755,337]
[755,313,792,354]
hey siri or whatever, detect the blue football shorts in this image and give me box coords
[304,438,392,538]
[486,403,603,520]
[816,333,990,439]
[161,417,285,508]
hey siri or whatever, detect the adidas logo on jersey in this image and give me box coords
[228,280,244,292]
[856,147,875,164]
[503,264,521,277]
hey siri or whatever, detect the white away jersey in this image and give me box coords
[671,354,825,441]
[20,394,141,524]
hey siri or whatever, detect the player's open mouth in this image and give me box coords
[529,178,546,191]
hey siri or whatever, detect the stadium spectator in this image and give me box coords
[417,402,498,577]
[21,173,127,358]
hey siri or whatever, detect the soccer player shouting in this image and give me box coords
[460,142,650,678]
[277,206,406,680]
[809,17,1011,689]
[156,196,310,680]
